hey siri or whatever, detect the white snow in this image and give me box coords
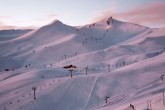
[0,17,165,110]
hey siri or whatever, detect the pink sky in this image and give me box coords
[93,1,165,28]
[0,0,165,30]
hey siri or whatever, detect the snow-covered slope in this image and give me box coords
[0,17,165,110]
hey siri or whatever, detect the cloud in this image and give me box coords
[0,25,17,30]
[0,16,11,19]
[0,21,36,30]
[0,25,36,30]
[0,16,22,30]
[92,1,165,28]
[0,21,3,25]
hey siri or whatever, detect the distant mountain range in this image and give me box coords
[0,29,32,41]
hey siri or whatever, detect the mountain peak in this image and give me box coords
[50,19,63,25]
[87,16,120,28]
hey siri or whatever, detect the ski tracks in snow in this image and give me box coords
[55,75,98,110]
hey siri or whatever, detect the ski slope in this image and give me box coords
[0,17,165,110]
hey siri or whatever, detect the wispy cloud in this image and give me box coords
[0,16,11,19]
[0,16,21,30]
[0,25,17,30]
[0,20,36,30]
[92,1,165,28]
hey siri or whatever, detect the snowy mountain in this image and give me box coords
[0,17,165,110]
[0,29,32,42]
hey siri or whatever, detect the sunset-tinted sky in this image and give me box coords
[0,0,165,30]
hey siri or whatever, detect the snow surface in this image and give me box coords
[0,17,165,110]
